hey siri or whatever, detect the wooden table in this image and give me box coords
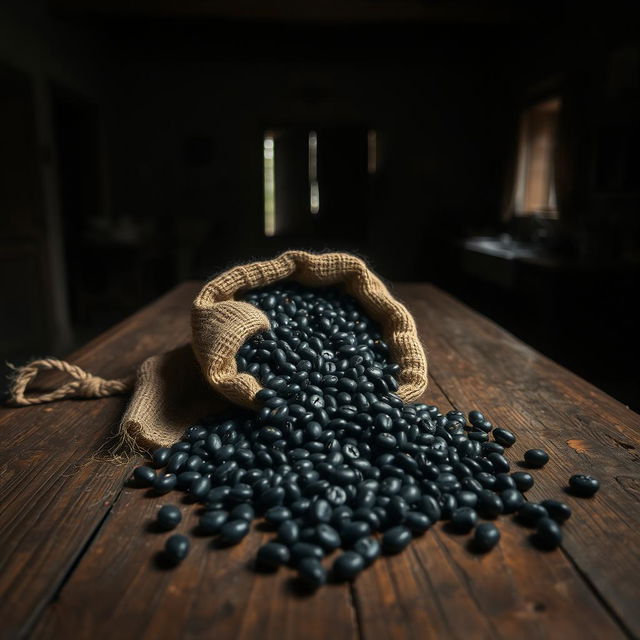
[2,282,639,640]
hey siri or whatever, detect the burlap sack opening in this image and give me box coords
[191,250,428,411]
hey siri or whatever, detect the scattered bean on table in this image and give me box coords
[130,283,599,586]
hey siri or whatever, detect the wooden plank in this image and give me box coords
[4,279,638,640]
[392,283,640,638]
[25,281,357,640]
[353,381,627,640]
[31,475,359,640]
[0,282,201,639]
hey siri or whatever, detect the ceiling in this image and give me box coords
[48,0,534,24]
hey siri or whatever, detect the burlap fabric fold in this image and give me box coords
[119,344,229,451]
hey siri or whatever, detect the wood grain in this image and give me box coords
[0,282,201,639]
[352,381,626,640]
[2,281,639,640]
[31,476,358,640]
[393,282,640,638]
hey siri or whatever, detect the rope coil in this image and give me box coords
[7,358,134,406]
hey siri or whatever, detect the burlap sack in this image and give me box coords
[191,250,428,410]
[9,251,428,451]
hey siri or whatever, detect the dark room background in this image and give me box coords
[1,0,638,410]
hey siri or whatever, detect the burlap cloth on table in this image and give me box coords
[9,251,428,452]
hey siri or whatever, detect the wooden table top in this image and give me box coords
[2,281,639,640]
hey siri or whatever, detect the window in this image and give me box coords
[513,97,561,218]
[263,134,276,237]
[308,131,319,214]
[262,126,374,238]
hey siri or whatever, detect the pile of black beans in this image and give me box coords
[132,283,599,588]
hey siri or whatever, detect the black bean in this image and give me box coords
[380,477,402,496]
[229,484,253,503]
[492,428,516,447]
[516,503,549,527]
[481,442,504,455]
[199,510,228,534]
[540,499,572,523]
[376,433,397,450]
[473,523,500,552]
[476,420,493,433]
[133,466,156,487]
[524,449,549,468]
[382,526,412,554]
[493,473,516,492]
[167,452,189,474]
[340,521,371,546]
[256,542,290,570]
[257,486,285,510]
[219,519,250,545]
[177,471,201,489]
[325,485,348,506]
[256,388,278,402]
[500,489,524,514]
[300,474,325,492]
[184,454,203,472]
[152,448,171,468]
[290,542,325,562]
[309,499,332,524]
[213,461,238,482]
[533,517,562,549]
[440,493,457,519]
[353,536,381,566]
[418,495,441,522]
[357,489,377,510]
[297,557,327,589]
[455,490,478,509]
[387,496,409,523]
[451,507,478,532]
[157,504,182,530]
[476,490,503,519]
[164,534,189,563]
[404,511,431,533]
[230,503,255,521]
[399,485,421,505]
[487,452,510,473]
[206,433,222,453]
[314,524,341,551]
[277,520,300,546]
[353,507,380,530]
[333,551,365,580]
[153,473,177,495]
[331,505,353,527]
[568,474,600,497]
[511,471,534,492]
[265,506,292,526]
[190,476,211,499]
[299,526,316,543]
[475,472,496,489]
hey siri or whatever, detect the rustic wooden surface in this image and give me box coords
[1,281,639,640]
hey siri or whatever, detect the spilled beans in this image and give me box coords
[131,283,598,586]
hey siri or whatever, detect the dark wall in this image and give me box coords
[104,23,515,281]
[1,4,638,408]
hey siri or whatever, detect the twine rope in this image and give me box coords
[7,358,134,406]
